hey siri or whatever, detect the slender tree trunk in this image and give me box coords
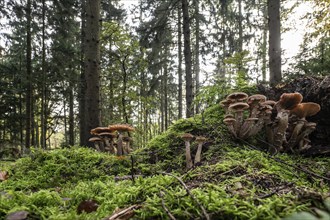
[25,0,32,152]
[69,81,74,146]
[268,0,282,86]
[121,55,129,124]
[194,0,200,114]
[261,2,268,83]
[41,0,47,149]
[79,0,88,146]
[178,6,183,119]
[181,0,193,118]
[84,0,101,147]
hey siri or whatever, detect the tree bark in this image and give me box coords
[181,0,193,118]
[178,7,183,119]
[79,0,87,146]
[268,0,282,86]
[84,0,101,147]
[194,0,200,114]
[41,0,47,149]
[25,0,32,152]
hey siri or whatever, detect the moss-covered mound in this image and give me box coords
[1,104,329,219]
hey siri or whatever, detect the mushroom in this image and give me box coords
[88,137,103,151]
[226,92,249,103]
[275,92,303,111]
[271,93,303,152]
[297,122,317,152]
[239,117,259,139]
[223,117,237,138]
[247,94,267,118]
[220,99,234,114]
[228,102,249,133]
[287,102,320,151]
[108,124,135,156]
[122,136,133,154]
[99,132,117,154]
[181,133,194,169]
[194,136,207,165]
[90,127,112,135]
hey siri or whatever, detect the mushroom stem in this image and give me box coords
[287,119,306,150]
[296,124,316,151]
[184,141,193,169]
[194,142,203,165]
[116,133,124,156]
[273,110,289,152]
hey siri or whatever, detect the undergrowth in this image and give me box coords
[0,103,329,219]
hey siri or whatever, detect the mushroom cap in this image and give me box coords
[277,92,303,110]
[244,117,259,122]
[290,102,321,118]
[227,92,248,102]
[223,118,236,124]
[90,127,112,135]
[181,133,194,141]
[261,100,276,107]
[89,137,102,142]
[224,114,235,119]
[195,136,207,143]
[98,132,117,138]
[220,99,234,108]
[247,94,267,105]
[228,102,249,111]
[108,124,135,132]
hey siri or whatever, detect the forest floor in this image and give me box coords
[1,105,330,220]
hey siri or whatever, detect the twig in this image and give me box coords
[159,172,210,220]
[258,183,294,199]
[159,190,176,220]
[105,205,142,220]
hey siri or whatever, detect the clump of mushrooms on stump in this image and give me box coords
[108,124,135,156]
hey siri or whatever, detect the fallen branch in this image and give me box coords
[159,172,210,220]
[159,190,176,220]
[258,183,294,199]
[104,205,142,220]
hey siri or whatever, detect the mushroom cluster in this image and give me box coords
[270,93,321,153]
[89,124,135,156]
[220,92,321,154]
[181,133,208,169]
[220,92,273,140]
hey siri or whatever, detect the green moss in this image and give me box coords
[0,103,329,219]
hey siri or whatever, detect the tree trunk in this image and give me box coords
[79,0,87,146]
[194,0,200,114]
[268,0,282,86]
[84,0,101,147]
[25,0,32,152]
[178,7,183,119]
[261,2,268,83]
[40,0,47,149]
[181,0,193,118]
[69,81,74,146]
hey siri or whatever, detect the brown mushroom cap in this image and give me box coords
[181,133,194,142]
[220,99,234,108]
[90,127,112,135]
[228,102,249,111]
[223,118,236,124]
[98,132,117,139]
[277,92,303,110]
[227,92,248,102]
[244,117,259,122]
[247,94,267,105]
[290,102,321,118]
[108,124,135,132]
[224,114,235,119]
[261,100,276,107]
[195,136,207,143]
[89,137,102,142]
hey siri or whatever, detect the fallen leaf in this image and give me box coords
[0,171,9,181]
